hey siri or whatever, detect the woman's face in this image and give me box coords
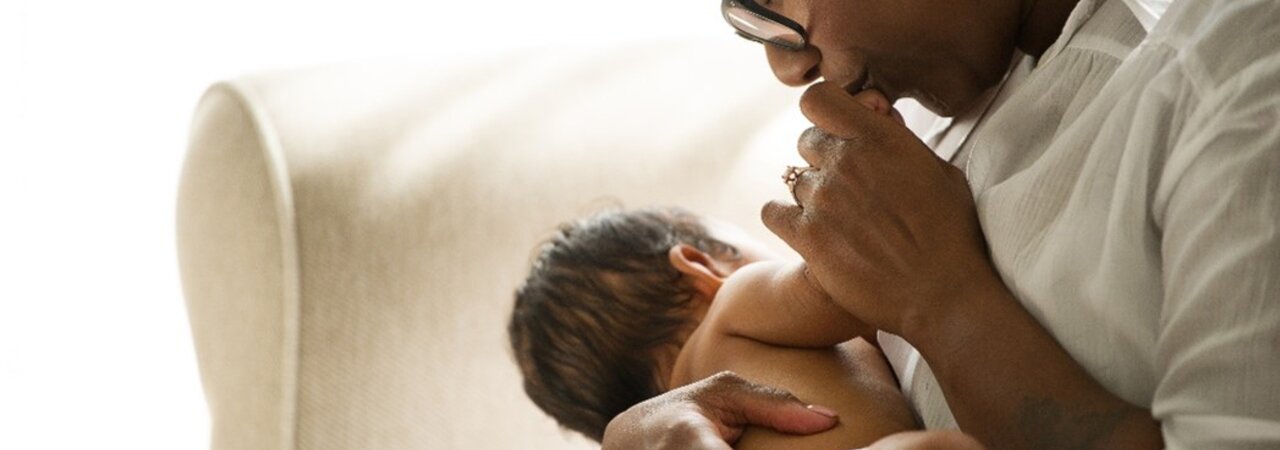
[756,0,1023,117]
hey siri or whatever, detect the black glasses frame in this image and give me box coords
[721,0,808,51]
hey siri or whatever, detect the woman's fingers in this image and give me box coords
[800,82,891,140]
[697,371,840,437]
[602,371,838,450]
[761,81,989,336]
[798,126,841,167]
[762,200,806,254]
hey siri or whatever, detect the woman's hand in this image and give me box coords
[765,82,1164,450]
[600,371,839,450]
[762,81,1000,337]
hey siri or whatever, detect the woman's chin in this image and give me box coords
[913,88,983,118]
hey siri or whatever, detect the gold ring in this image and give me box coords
[782,165,812,204]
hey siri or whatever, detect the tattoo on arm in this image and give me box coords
[1014,397,1129,450]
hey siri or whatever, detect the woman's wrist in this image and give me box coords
[898,263,1017,368]
[895,262,1164,448]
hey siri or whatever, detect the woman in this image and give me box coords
[603,0,1280,448]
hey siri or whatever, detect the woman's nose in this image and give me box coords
[765,44,821,87]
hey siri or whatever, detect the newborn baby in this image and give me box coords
[508,207,919,448]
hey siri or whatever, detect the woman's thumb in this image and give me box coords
[699,372,840,436]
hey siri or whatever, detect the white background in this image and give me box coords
[0,1,727,448]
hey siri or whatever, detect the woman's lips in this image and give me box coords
[840,71,871,95]
[840,71,899,103]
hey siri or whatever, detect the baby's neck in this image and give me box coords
[663,322,710,391]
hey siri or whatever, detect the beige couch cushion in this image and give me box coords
[177,39,807,450]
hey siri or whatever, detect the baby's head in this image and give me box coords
[508,207,765,441]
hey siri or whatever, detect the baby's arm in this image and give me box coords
[709,260,875,348]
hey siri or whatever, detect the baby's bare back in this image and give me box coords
[675,332,919,449]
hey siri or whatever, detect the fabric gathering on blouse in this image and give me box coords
[881,0,1280,448]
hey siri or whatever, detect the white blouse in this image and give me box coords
[883,0,1280,447]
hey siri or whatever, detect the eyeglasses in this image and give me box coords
[721,0,807,51]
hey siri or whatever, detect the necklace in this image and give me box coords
[960,54,1029,191]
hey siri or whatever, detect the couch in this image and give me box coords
[175,38,823,450]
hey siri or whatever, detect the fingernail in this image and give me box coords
[806,404,839,418]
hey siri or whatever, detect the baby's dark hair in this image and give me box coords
[508,207,741,441]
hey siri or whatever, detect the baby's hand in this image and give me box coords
[848,89,906,127]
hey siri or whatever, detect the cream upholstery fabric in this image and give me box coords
[177,40,808,450]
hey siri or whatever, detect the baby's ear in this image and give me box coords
[668,244,720,279]
[668,245,726,301]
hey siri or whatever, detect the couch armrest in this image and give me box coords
[178,82,301,450]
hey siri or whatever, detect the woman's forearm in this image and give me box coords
[907,273,1163,450]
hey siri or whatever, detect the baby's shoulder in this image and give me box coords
[702,261,784,326]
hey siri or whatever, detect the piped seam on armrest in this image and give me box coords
[201,81,304,450]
